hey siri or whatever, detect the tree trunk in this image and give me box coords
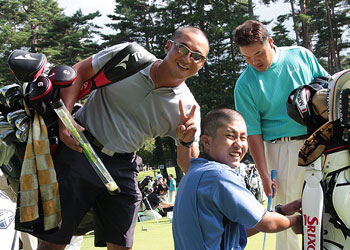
[290,0,300,45]
[248,0,254,18]
[300,0,312,50]
[325,0,339,73]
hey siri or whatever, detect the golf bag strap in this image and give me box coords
[77,43,157,100]
[325,165,350,238]
[302,157,324,250]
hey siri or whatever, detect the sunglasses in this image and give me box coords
[170,40,206,62]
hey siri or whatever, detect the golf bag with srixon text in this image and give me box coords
[286,70,350,250]
[0,43,156,234]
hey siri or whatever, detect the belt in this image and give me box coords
[270,134,308,143]
[83,129,133,158]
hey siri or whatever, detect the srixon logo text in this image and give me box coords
[304,214,319,250]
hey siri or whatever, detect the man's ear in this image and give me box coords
[201,134,211,151]
[164,40,172,54]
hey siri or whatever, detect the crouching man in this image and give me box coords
[172,108,302,250]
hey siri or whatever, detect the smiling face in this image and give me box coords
[201,117,248,168]
[239,38,275,72]
[163,28,209,81]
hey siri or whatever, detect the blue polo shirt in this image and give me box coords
[172,157,265,250]
[234,46,329,141]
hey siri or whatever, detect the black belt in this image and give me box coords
[270,134,308,143]
[83,129,133,158]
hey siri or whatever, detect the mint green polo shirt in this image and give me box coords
[234,46,329,141]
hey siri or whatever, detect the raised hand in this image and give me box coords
[176,99,197,143]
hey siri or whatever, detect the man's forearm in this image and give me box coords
[176,143,199,173]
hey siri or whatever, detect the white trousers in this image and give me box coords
[264,140,305,250]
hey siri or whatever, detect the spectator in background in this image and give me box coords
[168,174,177,203]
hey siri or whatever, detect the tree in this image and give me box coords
[271,14,295,46]
[0,0,103,84]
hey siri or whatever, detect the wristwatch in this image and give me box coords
[274,204,285,215]
[179,139,194,148]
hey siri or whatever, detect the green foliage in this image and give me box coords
[0,0,103,85]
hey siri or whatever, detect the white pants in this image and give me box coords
[168,191,176,203]
[264,140,305,250]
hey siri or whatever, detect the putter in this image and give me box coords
[50,98,121,195]
[262,170,276,250]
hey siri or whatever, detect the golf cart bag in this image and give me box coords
[287,70,350,250]
[0,43,156,234]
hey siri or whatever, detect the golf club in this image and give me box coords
[262,169,276,250]
[15,129,28,142]
[15,115,29,131]
[50,98,121,195]
[7,109,27,126]
[0,129,16,145]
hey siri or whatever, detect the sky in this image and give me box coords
[56,0,292,39]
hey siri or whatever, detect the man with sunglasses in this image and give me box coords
[35,26,209,250]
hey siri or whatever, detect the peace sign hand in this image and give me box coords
[176,99,197,143]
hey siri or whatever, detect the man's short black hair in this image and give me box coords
[157,184,168,194]
[201,108,245,138]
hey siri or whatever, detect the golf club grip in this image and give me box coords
[50,98,121,194]
[267,170,276,211]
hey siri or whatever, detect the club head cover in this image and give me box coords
[312,89,328,120]
[7,50,47,82]
[287,86,313,126]
[28,75,53,114]
[48,65,77,88]
[328,69,350,122]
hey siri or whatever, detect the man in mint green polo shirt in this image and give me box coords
[233,20,329,250]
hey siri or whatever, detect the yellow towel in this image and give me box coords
[19,109,61,231]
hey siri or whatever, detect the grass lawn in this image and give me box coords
[80,217,277,250]
[80,167,301,249]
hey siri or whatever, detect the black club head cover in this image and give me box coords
[7,49,47,83]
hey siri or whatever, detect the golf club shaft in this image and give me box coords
[262,169,277,250]
[50,98,120,194]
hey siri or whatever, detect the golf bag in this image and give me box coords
[287,69,350,250]
[237,163,266,204]
[0,190,19,250]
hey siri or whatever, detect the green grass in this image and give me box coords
[80,168,300,249]
[80,217,276,250]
